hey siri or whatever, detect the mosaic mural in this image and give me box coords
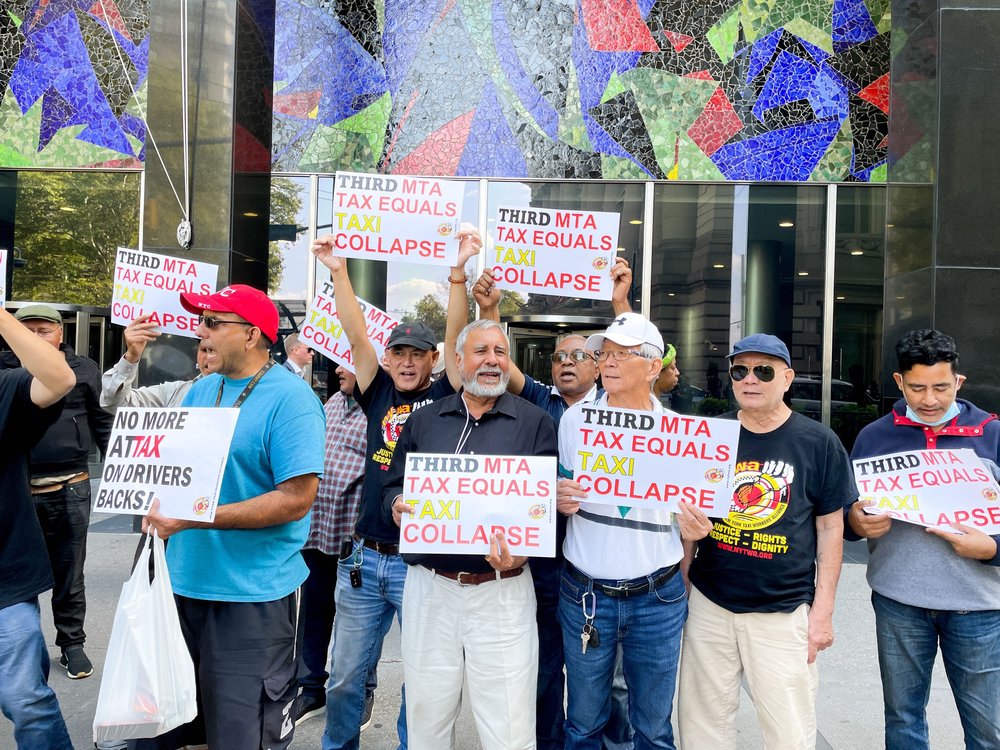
[0,0,890,182]
[0,0,148,168]
[273,0,890,181]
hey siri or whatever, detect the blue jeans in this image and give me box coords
[0,598,73,749]
[559,567,687,750]
[873,591,1000,749]
[322,541,406,750]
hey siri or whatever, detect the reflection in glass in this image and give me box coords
[833,186,886,450]
[649,184,734,417]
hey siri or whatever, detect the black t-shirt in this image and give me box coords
[0,369,64,609]
[354,368,455,543]
[689,411,857,613]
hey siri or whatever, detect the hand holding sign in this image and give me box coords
[611,257,632,310]
[848,499,892,538]
[312,235,344,273]
[676,501,714,542]
[556,477,587,516]
[485,532,527,573]
[143,498,193,540]
[455,226,483,269]
[473,269,502,316]
[926,523,1000,559]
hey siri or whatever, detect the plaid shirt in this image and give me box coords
[304,391,367,554]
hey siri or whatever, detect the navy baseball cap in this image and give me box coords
[727,333,791,366]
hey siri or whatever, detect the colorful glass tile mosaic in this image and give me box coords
[0,0,890,182]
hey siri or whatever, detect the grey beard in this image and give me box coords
[462,366,510,398]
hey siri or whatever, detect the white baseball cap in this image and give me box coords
[586,313,664,354]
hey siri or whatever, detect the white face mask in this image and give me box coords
[905,401,960,427]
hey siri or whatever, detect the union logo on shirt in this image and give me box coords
[381,404,413,451]
[727,459,794,530]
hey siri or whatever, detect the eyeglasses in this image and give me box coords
[729,364,789,382]
[550,350,592,364]
[594,349,646,362]
[199,315,253,330]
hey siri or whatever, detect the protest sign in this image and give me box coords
[854,448,1000,533]
[0,248,7,305]
[329,171,464,267]
[94,407,239,522]
[111,247,218,337]
[490,205,620,301]
[571,406,739,516]
[300,279,400,373]
[399,453,557,557]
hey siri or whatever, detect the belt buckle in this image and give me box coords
[455,571,477,586]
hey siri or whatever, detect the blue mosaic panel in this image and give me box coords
[0,0,148,168]
[272,0,890,181]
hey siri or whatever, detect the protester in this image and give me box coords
[133,284,325,750]
[847,329,1000,749]
[101,312,209,408]
[385,319,557,749]
[292,365,372,727]
[312,229,480,750]
[283,332,313,378]
[556,313,687,749]
[0,305,76,749]
[677,333,856,749]
[0,304,113,680]
[473,258,634,750]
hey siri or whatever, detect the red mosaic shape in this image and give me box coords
[858,73,889,114]
[580,0,660,52]
[273,90,322,118]
[87,0,132,42]
[390,109,476,176]
[684,70,715,81]
[687,87,743,157]
[664,30,694,53]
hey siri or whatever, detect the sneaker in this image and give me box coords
[292,693,325,726]
[60,647,93,679]
[360,690,375,732]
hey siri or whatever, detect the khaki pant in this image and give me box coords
[678,586,818,750]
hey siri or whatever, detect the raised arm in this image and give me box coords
[312,236,379,393]
[443,229,483,391]
[472,269,526,395]
[611,256,633,315]
[0,308,74,407]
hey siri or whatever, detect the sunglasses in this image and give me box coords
[199,315,253,330]
[729,364,788,382]
[550,350,592,364]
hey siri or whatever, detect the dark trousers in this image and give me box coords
[299,548,340,698]
[33,479,91,651]
[533,556,566,750]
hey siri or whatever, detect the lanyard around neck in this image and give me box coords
[215,359,276,408]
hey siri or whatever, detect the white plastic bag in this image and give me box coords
[93,528,197,742]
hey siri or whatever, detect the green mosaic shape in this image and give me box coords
[707,7,741,64]
[601,72,627,105]
[741,0,834,43]
[868,163,887,182]
[334,92,391,156]
[601,153,651,180]
[558,63,591,151]
[865,0,891,31]
[782,17,834,54]
[298,124,350,171]
[7,10,22,26]
[810,120,853,181]
[674,133,727,181]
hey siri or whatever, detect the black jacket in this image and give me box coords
[0,344,113,476]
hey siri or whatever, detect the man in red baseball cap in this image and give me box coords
[136,282,326,750]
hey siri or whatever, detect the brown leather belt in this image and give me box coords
[428,565,525,586]
[353,534,399,556]
[30,471,90,495]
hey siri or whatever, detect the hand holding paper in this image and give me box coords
[311,236,345,273]
[557,477,587,516]
[676,501,713,542]
[143,498,196,539]
[485,532,527,573]
[123,313,161,364]
[851,499,893,538]
[926,522,1000,559]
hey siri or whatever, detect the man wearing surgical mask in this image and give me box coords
[847,329,1000,750]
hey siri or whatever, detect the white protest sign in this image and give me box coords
[330,171,464,267]
[94,407,239,522]
[300,279,400,374]
[399,453,557,557]
[0,248,7,305]
[490,205,620,301]
[112,247,219,337]
[572,406,740,516]
[854,448,1000,533]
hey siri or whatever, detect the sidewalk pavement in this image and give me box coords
[1,513,965,749]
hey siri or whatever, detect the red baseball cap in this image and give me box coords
[180,284,279,343]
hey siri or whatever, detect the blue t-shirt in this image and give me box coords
[168,364,326,602]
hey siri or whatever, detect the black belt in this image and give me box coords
[353,534,399,556]
[565,561,679,598]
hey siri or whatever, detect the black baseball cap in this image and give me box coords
[386,322,436,350]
